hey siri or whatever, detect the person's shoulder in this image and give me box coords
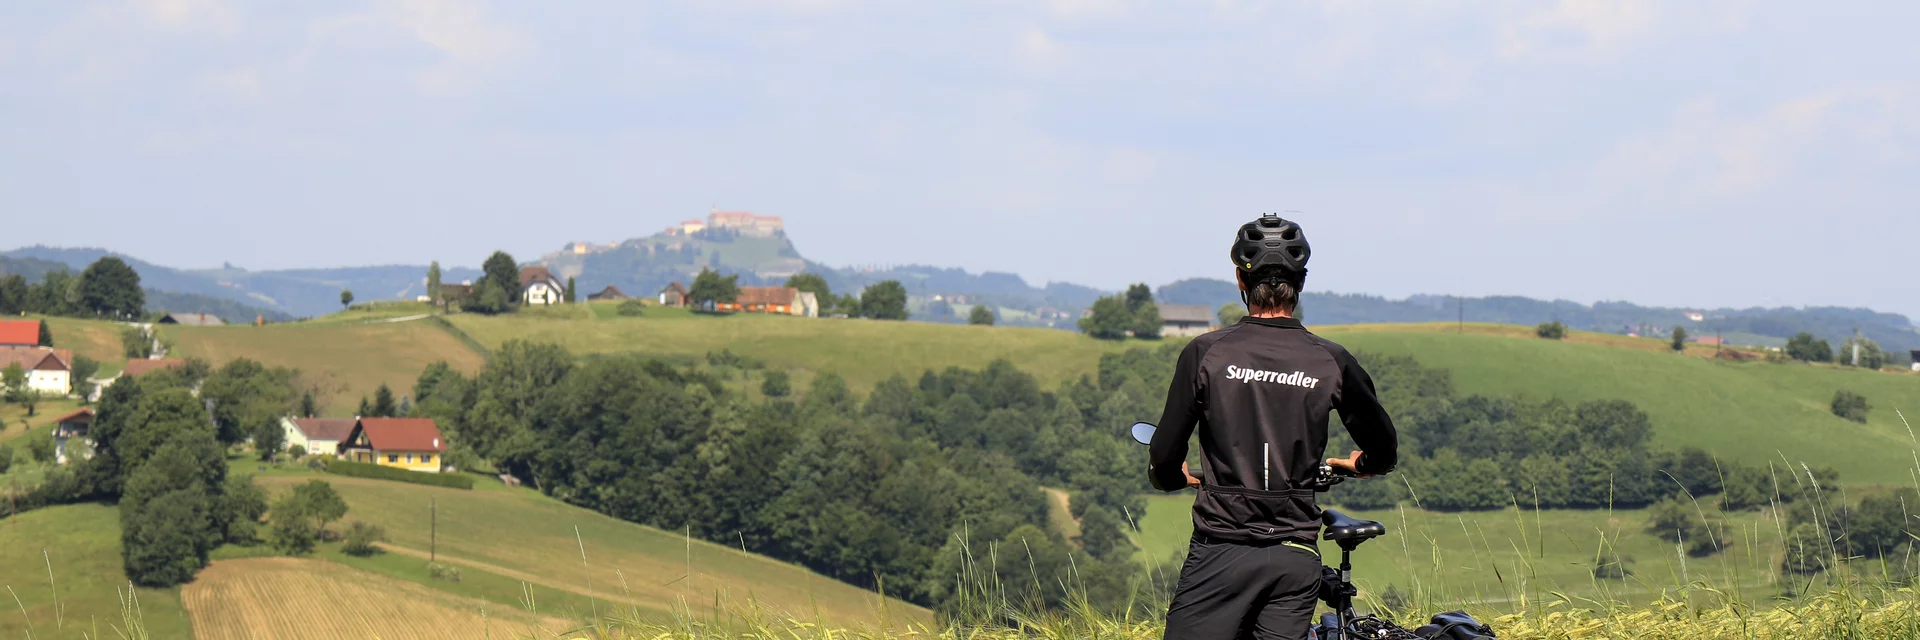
[1300,329,1358,363]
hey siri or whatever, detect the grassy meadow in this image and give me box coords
[0,504,196,640]
[247,469,927,628]
[444,305,1141,391]
[162,321,487,417]
[1318,324,1920,484]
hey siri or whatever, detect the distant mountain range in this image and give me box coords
[6,225,1915,363]
[1,246,479,320]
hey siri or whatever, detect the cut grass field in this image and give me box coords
[444,307,1142,391]
[1132,492,1792,607]
[36,315,133,371]
[252,471,928,628]
[163,321,487,417]
[0,504,196,640]
[183,558,567,640]
[1315,323,1920,484]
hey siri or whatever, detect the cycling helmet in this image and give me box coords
[1230,214,1310,285]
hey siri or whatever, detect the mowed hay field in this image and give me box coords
[1316,324,1920,484]
[1133,493,1789,607]
[37,315,132,370]
[184,558,567,640]
[164,321,486,416]
[0,504,195,639]
[255,474,930,627]
[445,307,1140,390]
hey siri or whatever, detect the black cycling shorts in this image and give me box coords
[1163,534,1322,640]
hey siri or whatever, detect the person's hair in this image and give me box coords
[1243,266,1300,314]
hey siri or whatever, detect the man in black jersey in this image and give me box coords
[1149,214,1399,640]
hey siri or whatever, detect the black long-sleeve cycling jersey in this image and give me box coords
[1149,315,1398,543]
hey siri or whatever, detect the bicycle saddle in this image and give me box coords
[1321,509,1386,543]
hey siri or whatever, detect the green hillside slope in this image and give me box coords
[443,308,1140,391]
[163,321,488,416]
[0,504,196,639]
[249,471,927,627]
[1316,325,1920,484]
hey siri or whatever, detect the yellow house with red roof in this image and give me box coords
[339,418,448,473]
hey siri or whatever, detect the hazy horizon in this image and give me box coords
[3,2,1914,316]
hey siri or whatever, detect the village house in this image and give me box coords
[658,282,689,307]
[586,285,628,301]
[719,287,818,317]
[339,417,448,473]
[0,320,43,347]
[279,417,356,458]
[1158,304,1218,338]
[157,312,225,326]
[519,266,565,306]
[0,347,74,395]
[51,407,94,464]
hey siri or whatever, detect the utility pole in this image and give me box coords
[1457,296,1464,334]
[430,497,437,563]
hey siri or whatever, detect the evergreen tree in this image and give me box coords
[564,276,576,303]
[356,395,372,418]
[425,261,442,308]
[77,256,145,319]
[37,320,53,347]
[298,390,317,418]
[372,383,397,418]
[968,305,996,326]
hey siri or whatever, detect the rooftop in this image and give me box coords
[0,320,40,345]
[354,417,447,452]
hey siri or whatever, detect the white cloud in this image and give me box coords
[376,0,524,63]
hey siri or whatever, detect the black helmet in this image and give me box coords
[1230,214,1310,282]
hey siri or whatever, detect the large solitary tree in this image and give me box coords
[860,281,909,320]
[968,305,996,326]
[481,251,520,305]
[78,256,145,319]
[688,268,740,309]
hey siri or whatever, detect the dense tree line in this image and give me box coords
[1080,284,1162,340]
[0,256,145,320]
[408,342,1158,614]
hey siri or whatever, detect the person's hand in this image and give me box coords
[1326,451,1375,479]
[1181,462,1202,488]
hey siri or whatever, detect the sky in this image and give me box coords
[2,1,1916,316]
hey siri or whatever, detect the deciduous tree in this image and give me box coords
[78,256,145,319]
[1671,326,1688,351]
[481,250,520,304]
[968,305,995,326]
[1217,303,1247,326]
[339,289,353,309]
[860,281,909,320]
[688,268,740,309]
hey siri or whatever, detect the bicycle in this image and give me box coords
[1128,422,1496,640]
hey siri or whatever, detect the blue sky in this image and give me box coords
[2,1,1915,316]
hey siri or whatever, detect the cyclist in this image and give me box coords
[1149,214,1399,640]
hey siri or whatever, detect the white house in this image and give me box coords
[519,266,565,306]
[51,407,94,464]
[0,347,73,396]
[280,417,356,457]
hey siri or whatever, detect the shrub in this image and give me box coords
[288,444,308,459]
[26,430,54,463]
[321,459,474,489]
[761,370,791,398]
[1592,551,1632,580]
[1831,390,1871,423]
[428,562,462,582]
[1535,321,1566,340]
[1786,332,1833,362]
[341,520,387,557]
[0,444,11,473]
[617,300,646,317]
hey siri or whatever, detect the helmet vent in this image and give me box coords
[1243,229,1264,242]
[1280,227,1298,241]
[1287,246,1304,259]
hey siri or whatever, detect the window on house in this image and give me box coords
[388,454,398,463]
[422,454,433,464]
[406,453,414,463]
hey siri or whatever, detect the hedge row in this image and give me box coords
[322,459,474,490]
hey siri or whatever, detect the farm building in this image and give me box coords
[340,417,448,473]
[658,282,689,307]
[51,407,94,464]
[280,417,356,458]
[718,287,818,317]
[0,347,73,395]
[518,266,564,306]
[158,312,225,326]
[586,285,627,301]
[0,320,43,347]
[1158,304,1218,337]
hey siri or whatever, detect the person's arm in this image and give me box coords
[1329,349,1398,476]
[1149,342,1206,491]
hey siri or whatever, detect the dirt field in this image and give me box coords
[183,558,574,640]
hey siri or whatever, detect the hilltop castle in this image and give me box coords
[667,208,785,238]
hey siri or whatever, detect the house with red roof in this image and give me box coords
[340,417,449,473]
[51,407,95,464]
[0,320,43,348]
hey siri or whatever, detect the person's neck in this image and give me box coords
[1247,308,1293,319]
